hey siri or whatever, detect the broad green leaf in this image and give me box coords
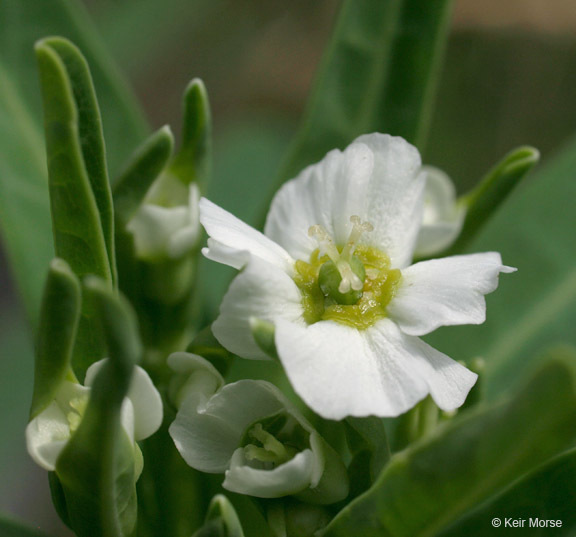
[0,515,52,537]
[439,447,576,536]
[442,146,540,257]
[30,259,80,418]
[322,350,576,537]
[426,134,576,401]
[278,0,452,184]
[0,0,148,325]
[36,37,115,377]
[55,277,141,537]
[0,60,53,326]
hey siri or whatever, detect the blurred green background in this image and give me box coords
[1,0,576,534]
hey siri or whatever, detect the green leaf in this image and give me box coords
[427,134,576,401]
[30,258,80,418]
[55,277,141,537]
[439,447,576,536]
[322,349,576,537]
[0,0,148,325]
[278,0,452,184]
[113,126,175,224]
[345,417,390,482]
[192,495,245,537]
[442,146,540,256]
[36,37,117,377]
[0,515,53,537]
[170,78,212,189]
[36,37,115,284]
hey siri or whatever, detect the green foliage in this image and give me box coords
[443,146,540,257]
[439,447,576,536]
[29,259,80,418]
[192,495,245,537]
[54,278,142,537]
[35,37,115,378]
[170,79,212,190]
[113,127,175,224]
[322,351,576,537]
[278,0,452,184]
[0,0,148,325]
[427,133,576,401]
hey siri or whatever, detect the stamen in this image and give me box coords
[309,216,374,295]
[308,225,341,264]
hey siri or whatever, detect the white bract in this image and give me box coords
[26,359,163,474]
[414,166,466,257]
[199,133,515,420]
[168,353,348,502]
[128,181,200,260]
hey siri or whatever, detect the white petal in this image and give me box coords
[354,133,425,268]
[415,166,466,257]
[275,318,477,419]
[126,366,163,440]
[87,360,163,440]
[274,319,429,419]
[167,352,224,409]
[212,256,303,360]
[120,398,136,444]
[200,198,293,272]
[388,252,517,336]
[380,327,478,412]
[26,401,70,471]
[223,447,315,498]
[265,143,374,260]
[169,380,285,473]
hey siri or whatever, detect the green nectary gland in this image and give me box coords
[294,246,401,329]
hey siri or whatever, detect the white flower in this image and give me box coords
[127,182,200,260]
[414,166,466,257]
[26,359,163,474]
[168,353,348,502]
[199,133,515,420]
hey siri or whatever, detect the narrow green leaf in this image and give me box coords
[36,37,114,284]
[113,125,175,224]
[36,37,116,377]
[0,515,53,537]
[322,350,576,537]
[30,258,80,418]
[439,447,576,536]
[278,0,452,184]
[443,146,540,256]
[42,37,117,283]
[170,78,212,189]
[55,278,141,537]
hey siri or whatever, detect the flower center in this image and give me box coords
[243,423,297,467]
[294,216,402,329]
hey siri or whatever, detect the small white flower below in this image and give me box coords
[26,360,163,473]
